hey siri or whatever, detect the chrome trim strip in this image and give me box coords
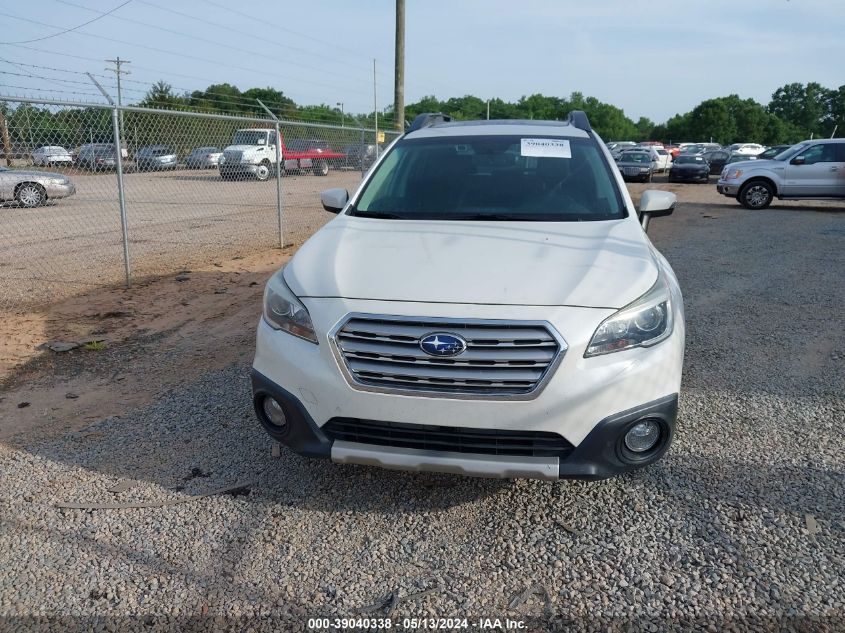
[331,440,560,480]
[328,313,567,401]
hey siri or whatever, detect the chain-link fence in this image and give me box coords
[0,97,399,310]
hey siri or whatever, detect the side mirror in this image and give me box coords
[638,190,676,231]
[320,188,349,214]
[790,156,805,165]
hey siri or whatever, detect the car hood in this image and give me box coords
[223,144,266,152]
[3,169,67,179]
[285,215,658,309]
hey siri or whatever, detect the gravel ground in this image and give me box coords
[0,184,843,632]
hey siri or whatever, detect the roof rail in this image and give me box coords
[567,110,592,133]
[407,112,452,133]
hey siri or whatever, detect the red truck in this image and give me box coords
[219,128,345,180]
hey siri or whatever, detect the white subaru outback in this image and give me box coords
[252,112,685,480]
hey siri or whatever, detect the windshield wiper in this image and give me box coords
[349,210,408,219]
[450,213,522,221]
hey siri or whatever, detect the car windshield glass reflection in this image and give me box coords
[353,135,625,222]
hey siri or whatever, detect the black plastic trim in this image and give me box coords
[408,112,452,132]
[568,110,592,132]
[251,371,332,458]
[558,394,678,480]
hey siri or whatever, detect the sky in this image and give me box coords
[0,0,843,123]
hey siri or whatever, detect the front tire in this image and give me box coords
[312,159,329,177]
[16,182,46,208]
[255,161,271,181]
[739,180,774,210]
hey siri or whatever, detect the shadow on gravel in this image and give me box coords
[12,362,843,521]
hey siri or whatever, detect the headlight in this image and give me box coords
[725,168,742,180]
[585,270,673,357]
[218,155,226,165]
[639,167,649,172]
[47,178,68,184]
[262,270,317,343]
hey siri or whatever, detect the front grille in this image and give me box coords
[223,150,243,163]
[323,418,574,458]
[624,167,641,176]
[332,316,564,397]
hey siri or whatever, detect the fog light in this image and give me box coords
[262,396,287,428]
[624,419,660,453]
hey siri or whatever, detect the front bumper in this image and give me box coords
[220,163,260,176]
[716,181,740,196]
[251,295,684,480]
[669,170,708,181]
[45,182,76,199]
[252,370,678,480]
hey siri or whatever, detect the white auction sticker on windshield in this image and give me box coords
[521,138,571,158]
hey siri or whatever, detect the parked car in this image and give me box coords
[754,145,791,161]
[75,143,119,171]
[680,143,722,156]
[343,143,380,170]
[668,154,710,183]
[609,141,638,159]
[32,146,73,167]
[185,146,222,169]
[617,149,656,182]
[135,145,178,171]
[0,165,76,207]
[731,143,766,157]
[654,147,672,172]
[701,149,732,175]
[717,139,845,209]
[726,152,754,165]
[252,111,684,481]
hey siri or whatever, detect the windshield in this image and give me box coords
[675,155,704,164]
[353,135,625,222]
[773,142,807,161]
[233,130,268,145]
[620,152,651,163]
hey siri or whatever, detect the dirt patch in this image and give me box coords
[0,247,291,444]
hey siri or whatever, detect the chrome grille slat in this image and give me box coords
[338,338,556,363]
[332,315,565,398]
[342,319,555,343]
[348,358,545,381]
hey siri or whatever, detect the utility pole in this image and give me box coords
[486,99,490,120]
[0,109,12,167]
[394,0,405,131]
[105,57,130,132]
[336,102,344,127]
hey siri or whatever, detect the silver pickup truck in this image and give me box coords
[717,139,845,209]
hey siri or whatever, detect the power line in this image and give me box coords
[0,0,132,44]
[0,10,376,97]
[198,0,384,63]
[133,0,384,81]
[52,0,391,90]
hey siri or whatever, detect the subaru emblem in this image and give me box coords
[419,332,467,357]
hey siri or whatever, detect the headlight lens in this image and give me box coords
[725,168,742,180]
[585,270,673,357]
[218,155,226,164]
[262,270,317,343]
[47,178,68,184]
[639,167,649,172]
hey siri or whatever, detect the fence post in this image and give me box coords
[88,72,131,287]
[360,126,365,178]
[257,99,284,249]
